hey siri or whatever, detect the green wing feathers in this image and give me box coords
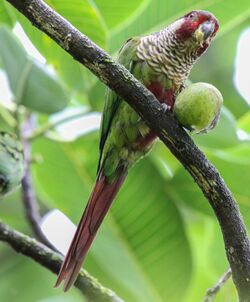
[98,38,140,171]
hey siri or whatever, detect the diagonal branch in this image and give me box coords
[6,0,250,300]
[0,220,124,302]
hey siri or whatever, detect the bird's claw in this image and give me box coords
[161,103,171,112]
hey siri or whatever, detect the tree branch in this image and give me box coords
[6,0,250,300]
[20,115,56,249]
[0,220,124,302]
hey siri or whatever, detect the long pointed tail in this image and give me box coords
[55,169,127,291]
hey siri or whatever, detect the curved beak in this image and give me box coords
[200,21,215,40]
[195,20,216,43]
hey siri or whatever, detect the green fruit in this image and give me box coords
[0,132,25,196]
[174,82,223,134]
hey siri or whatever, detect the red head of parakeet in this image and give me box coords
[56,10,219,291]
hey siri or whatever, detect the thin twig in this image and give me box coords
[20,115,55,249]
[0,220,124,302]
[6,1,250,300]
[203,269,232,302]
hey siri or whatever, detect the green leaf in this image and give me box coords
[214,144,250,164]
[109,0,200,51]
[0,1,16,26]
[0,27,27,94]
[93,0,147,30]
[194,107,240,149]
[32,139,91,217]
[32,134,192,302]
[150,141,181,179]
[185,218,237,302]
[0,248,83,302]
[46,109,101,142]
[18,0,108,93]
[107,160,192,302]
[22,61,68,113]
[109,0,250,52]
[210,150,250,205]
[0,190,27,230]
[169,144,250,217]
[169,167,213,217]
[0,27,68,113]
[238,111,250,133]
[46,0,107,47]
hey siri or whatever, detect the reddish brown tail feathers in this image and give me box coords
[55,170,126,291]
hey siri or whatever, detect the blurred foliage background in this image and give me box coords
[0,0,250,301]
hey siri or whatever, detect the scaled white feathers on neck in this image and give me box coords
[136,20,200,88]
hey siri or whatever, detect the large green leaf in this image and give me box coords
[238,111,250,133]
[0,1,16,26]
[168,166,214,217]
[0,190,27,230]
[0,247,83,302]
[0,27,27,94]
[109,0,250,52]
[214,143,250,164]
[184,218,237,302]
[32,133,192,302]
[193,107,240,149]
[109,0,201,51]
[168,143,250,217]
[46,0,107,47]
[108,161,192,302]
[93,0,147,30]
[0,27,68,113]
[210,149,250,206]
[32,139,91,217]
[19,0,108,93]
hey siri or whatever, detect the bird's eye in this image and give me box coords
[188,13,196,21]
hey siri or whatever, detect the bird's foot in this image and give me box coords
[161,103,172,112]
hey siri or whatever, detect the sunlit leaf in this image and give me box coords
[238,111,250,133]
[109,0,250,52]
[32,134,192,302]
[214,144,250,164]
[18,0,108,93]
[169,146,250,217]
[185,218,237,302]
[93,0,147,30]
[194,107,240,149]
[0,248,82,302]
[48,109,101,142]
[0,1,16,26]
[0,27,68,113]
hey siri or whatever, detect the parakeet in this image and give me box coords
[56,10,219,291]
[0,132,24,196]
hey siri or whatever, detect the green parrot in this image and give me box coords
[0,132,24,196]
[56,10,219,291]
